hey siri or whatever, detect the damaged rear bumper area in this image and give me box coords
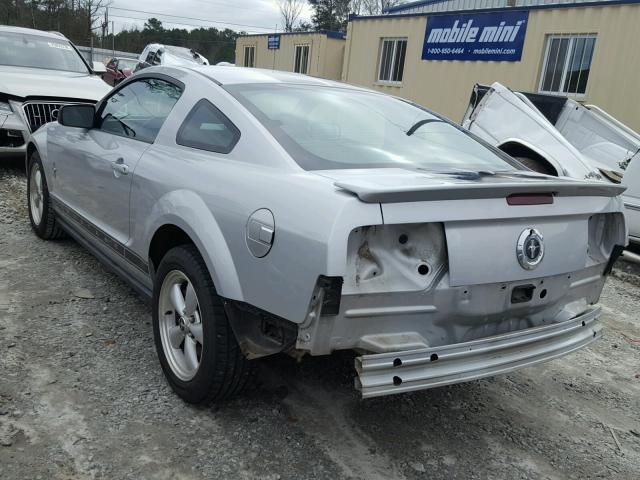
[355,306,601,398]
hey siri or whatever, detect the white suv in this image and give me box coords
[136,43,209,71]
[0,25,110,159]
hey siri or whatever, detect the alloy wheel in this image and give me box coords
[29,164,44,226]
[158,270,204,381]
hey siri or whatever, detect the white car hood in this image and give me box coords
[0,66,111,100]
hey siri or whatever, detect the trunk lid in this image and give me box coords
[317,168,624,286]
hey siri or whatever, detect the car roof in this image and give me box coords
[184,66,363,89]
[0,25,69,40]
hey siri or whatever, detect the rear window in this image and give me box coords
[225,83,519,172]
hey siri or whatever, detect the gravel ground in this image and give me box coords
[1,158,639,480]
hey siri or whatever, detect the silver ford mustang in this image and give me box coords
[26,66,627,403]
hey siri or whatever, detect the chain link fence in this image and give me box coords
[77,46,139,64]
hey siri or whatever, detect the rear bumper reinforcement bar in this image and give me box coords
[355,307,602,398]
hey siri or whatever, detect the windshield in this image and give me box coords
[164,46,206,64]
[0,32,89,73]
[117,58,138,70]
[226,84,520,172]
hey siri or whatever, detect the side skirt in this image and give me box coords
[55,215,153,301]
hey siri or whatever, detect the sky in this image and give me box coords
[106,0,314,35]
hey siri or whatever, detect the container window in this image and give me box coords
[539,34,596,96]
[377,38,407,84]
[294,44,310,74]
[243,45,256,67]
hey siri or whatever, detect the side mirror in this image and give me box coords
[58,104,95,129]
[92,61,107,74]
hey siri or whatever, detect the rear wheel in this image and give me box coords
[27,151,66,240]
[152,245,252,404]
[514,156,557,176]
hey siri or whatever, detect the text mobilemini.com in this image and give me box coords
[425,47,517,56]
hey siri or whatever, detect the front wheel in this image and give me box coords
[27,151,65,240]
[152,245,252,404]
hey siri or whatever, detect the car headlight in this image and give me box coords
[0,101,12,113]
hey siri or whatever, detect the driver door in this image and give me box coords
[51,77,183,248]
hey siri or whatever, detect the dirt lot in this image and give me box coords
[1,159,639,480]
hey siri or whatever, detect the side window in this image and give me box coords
[152,50,162,66]
[98,78,183,143]
[145,50,156,65]
[176,99,240,154]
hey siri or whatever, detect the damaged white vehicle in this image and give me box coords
[27,68,627,402]
[462,82,640,246]
[136,43,209,72]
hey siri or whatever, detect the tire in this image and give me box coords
[514,156,557,176]
[27,151,66,240]
[152,245,252,404]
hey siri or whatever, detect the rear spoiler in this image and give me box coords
[335,179,626,203]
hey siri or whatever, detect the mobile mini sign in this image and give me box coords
[422,10,529,62]
[268,35,280,50]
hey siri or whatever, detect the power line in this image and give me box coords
[109,6,278,32]
[109,14,269,35]
[159,0,272,14]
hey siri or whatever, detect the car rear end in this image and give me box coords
[223,79,627,398]
[296,170,626,398]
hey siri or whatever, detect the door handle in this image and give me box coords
[112,158,130,176]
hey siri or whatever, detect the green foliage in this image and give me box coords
[308,0,351,31]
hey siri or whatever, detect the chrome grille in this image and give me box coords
[21,102,68,133]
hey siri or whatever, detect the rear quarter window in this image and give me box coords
[176,99,240,154]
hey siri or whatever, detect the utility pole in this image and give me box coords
[112,20,115,56]
[101,7,109,50]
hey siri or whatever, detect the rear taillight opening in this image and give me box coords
[506,193,554,206]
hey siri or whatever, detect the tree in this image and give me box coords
[351,0,402,15]
[1,2,240,64]
[80,0,111,39]
[294,20,313,32]
[143,17,163,34]
[308,0,351,31]
[277,0,305,32]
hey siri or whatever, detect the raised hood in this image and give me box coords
[320,168,625,203]
[0,66,111,101]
